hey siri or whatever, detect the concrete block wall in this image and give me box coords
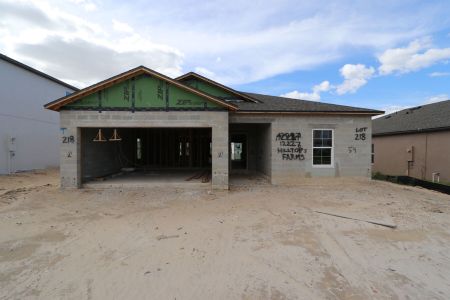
[230,114,372,184]
[258,124,272,176]
[60,110,229,189]
[81,128,123,180]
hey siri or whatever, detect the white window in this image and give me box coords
[312,129,333,167]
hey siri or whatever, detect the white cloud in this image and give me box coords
[378,38,450,75]
[112,19,134,33]
[0,0,183,87]
[429,71,450,77]
[281,80,330,101]
[312,80,331,94]
[194,67,215,78]
[334,39,450,95]
[68,0,96,12]
[131,1,445,85]
[335,64,375,95]
[282,64,375,100]
[1,0,449,88]
[373,105,410,118]
[280,90,321,101]
[424,94,448,104]
[84,3,96,12]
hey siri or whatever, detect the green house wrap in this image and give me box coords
[182,78,236,99]
[65,74,223,110]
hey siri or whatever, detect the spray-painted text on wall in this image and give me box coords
[276,132,306,160]
[355,127,367,140]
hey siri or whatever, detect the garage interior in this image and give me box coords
[80,123,271,187]
[81,127,212,186]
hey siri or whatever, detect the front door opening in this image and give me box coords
[230,134,247,170]
[229,123,271,182]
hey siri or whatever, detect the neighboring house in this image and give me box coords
[44,67,382,189]
[372,100,450,183]
[0,54,78,174]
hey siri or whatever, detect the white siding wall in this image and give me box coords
[0,59,76,174]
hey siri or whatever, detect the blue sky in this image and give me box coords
[1,0,450,114]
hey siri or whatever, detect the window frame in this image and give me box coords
[311,129,334,168]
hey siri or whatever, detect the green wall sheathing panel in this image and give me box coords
[183,78,237,99]
[65,75,223,110]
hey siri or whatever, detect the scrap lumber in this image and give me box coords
[201,171,211,183]
[185,171,203,181]
[314,210,397,229]
[156,234,179,240]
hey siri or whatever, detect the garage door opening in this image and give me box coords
[80,128,212,187]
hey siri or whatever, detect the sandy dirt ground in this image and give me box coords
[1,169,450,300]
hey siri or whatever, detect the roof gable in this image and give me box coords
[45,67,237,111]
[176,72,259,103]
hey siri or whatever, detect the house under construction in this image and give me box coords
[45,66,382,189]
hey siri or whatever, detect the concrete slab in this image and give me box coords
[83,170,211,189]
[229,172,270,187]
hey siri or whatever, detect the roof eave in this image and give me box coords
[233,110,384,116]
[373,126,450,137]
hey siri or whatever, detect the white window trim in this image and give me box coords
[312,129,334,168]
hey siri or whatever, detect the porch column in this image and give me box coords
[211,114,229,189]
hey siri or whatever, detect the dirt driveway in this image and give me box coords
[1,169,450,299]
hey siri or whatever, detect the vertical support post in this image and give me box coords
[60,121,81,188]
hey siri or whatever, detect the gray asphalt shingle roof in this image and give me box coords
[234,92,383,114]
[373,100,450,136]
